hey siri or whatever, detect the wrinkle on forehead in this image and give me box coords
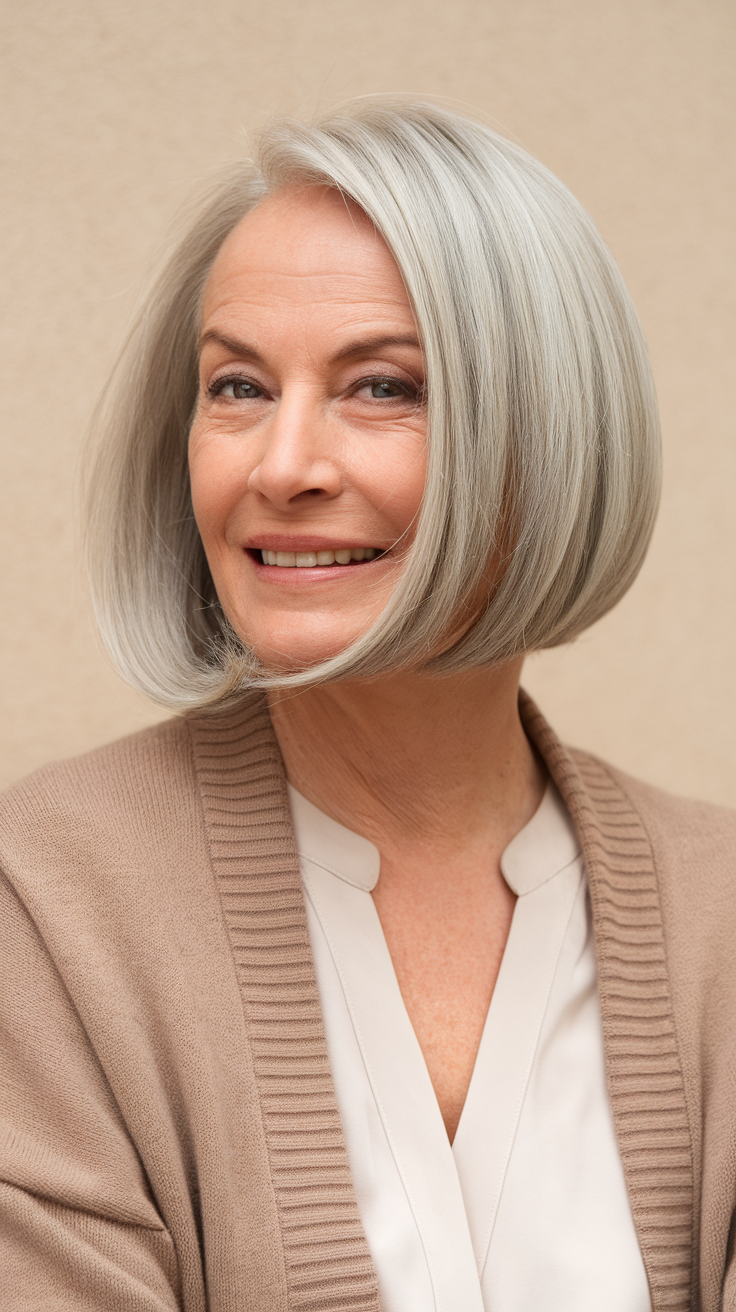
[199,184,419,366]
[203,184,406,313]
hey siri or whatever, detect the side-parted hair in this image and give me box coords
[86,98,661,708]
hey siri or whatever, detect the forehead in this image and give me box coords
[201,184,412,321]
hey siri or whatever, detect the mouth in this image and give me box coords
[252,546,385,569]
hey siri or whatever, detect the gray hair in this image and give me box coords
[85,98,661,708]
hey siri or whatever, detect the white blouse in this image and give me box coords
[288,780,652,1312]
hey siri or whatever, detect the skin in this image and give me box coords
[189,185,546,1141]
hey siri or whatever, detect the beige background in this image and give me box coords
[0,0,734,802]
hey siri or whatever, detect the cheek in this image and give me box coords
[188,430,249,550]
[360,439,426,535]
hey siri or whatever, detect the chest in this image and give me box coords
[370,856,516,1139]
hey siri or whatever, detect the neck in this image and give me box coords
[268,659,545,861]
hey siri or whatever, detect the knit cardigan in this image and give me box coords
[1,691,735,1311]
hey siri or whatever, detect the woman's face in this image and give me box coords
[189,184,427,672]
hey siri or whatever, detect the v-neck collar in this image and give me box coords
[453,788,583,1272]
[289,775,585,1302]
[286,785,380,891]
[287,777,580,897]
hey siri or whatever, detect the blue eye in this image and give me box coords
[359,376,416,401]
[370,378,405,399]
[234,380,260,399]
[210,376,262,400]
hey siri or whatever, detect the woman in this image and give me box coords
[2,100,734,1312]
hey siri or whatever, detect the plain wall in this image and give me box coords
[1,0,734,801]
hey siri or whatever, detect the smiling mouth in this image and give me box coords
[257,547,383,568]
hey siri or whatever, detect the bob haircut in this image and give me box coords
[86,98,661,709]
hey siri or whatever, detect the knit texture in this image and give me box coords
[520,694,694,1309]
[2,690,735,1310]
[189,700,380,1312]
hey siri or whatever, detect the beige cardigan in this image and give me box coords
[1,691,735,1312]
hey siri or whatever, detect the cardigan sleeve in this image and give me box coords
[0,871,182,1311]
[722,1252,736,1310]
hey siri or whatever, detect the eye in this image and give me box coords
[208,375,264,401]
[357,375,418,401]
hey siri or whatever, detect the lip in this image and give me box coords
[246,542,392,584]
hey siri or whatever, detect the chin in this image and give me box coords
[244,629,362,675]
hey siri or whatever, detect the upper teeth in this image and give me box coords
[261,548,379,567]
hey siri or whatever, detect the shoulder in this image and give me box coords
[570,747,736,1002]
[0,717,207,930]
[0,716,195,850]
[574,745,734,886]
[521,688,736,883]
[0,695,278,915]
[571,746,736,878]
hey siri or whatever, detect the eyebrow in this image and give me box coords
[197,328,423,363]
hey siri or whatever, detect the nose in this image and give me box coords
[247,387,343,510]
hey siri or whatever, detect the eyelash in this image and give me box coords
[206,373,424,404]
[207,375,262,401]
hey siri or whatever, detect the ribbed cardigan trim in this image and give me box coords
[519,692,695,1311]
[188,690,695,1312]
[188,697,381,1312]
